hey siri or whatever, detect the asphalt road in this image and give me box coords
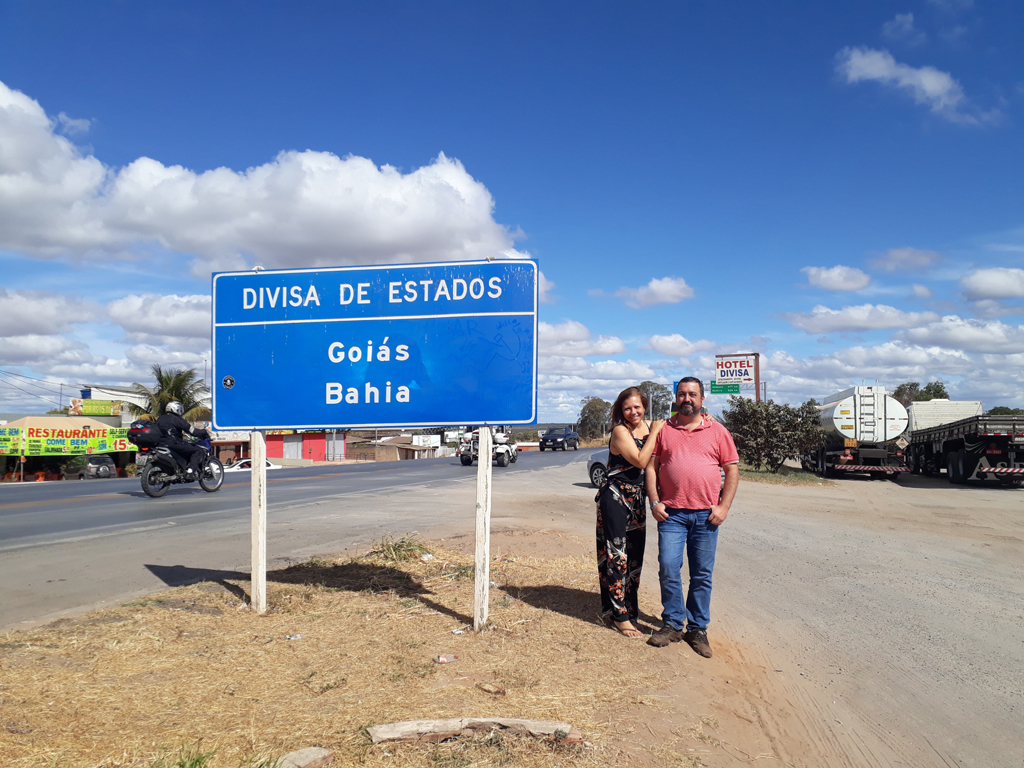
[0,448,590,631]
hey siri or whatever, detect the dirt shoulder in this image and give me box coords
[2,462,1020,767]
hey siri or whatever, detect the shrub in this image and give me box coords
[722,397,825,473]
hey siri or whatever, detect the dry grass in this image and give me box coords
[0,538,668,768]
[737,462,830,486]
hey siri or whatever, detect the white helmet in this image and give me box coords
[166,401,184,416]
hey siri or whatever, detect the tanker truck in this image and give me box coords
[805,385,910,479]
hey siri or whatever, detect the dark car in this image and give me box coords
[539,426,579,451]
[63,454,117,480]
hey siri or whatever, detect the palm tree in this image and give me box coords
[128,365,211,422]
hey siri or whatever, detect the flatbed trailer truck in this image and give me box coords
[906,414,1024,485]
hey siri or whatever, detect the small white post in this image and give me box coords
[250,430,267,614]
[473,425,493,632]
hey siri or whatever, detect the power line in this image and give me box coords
[0,370,75,397]
[0,378,62,408]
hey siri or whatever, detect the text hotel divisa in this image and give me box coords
[236,275,508,407]
[716,357,755,381]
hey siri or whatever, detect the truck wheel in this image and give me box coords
[539,446,545,451]
[497,452,509,467]
[573,441,578,450]
[460,455,473,466]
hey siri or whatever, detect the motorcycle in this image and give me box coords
[137,437,225,498]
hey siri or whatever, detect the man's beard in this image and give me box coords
[678,403,698,415]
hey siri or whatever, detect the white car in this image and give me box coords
[223,458,283,472]
[588,450,609,487]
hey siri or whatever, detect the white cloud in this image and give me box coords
[126,345,208,369]
[871,247,943,272]
[647,334,717,358]
[782,304,940,333]
[0,80,525,276]
[0,334,96,368]
[613,277,694,309]
[960,268,1024,300]
[538,320,625,357]
[107,293,212,340]
[835,47,994,124]
[971,299,1024,319]
[538,271,556,304]
[56,111,90,135]
[540,358,654,379]
[911,284,933,298]
[899,315,1024,354]
[883,14,926,44]
[802,265,871,291]
[0,288,99,335]
[759,342,976,405]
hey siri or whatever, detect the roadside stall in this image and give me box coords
[0,416,135,482]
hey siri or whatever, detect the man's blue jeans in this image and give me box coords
[657,508,719,632]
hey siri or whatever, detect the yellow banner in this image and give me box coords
[20,426,132,456]
[69,398,123,416]
[0,427,21,456]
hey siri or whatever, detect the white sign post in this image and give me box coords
[250,430,268,613]
[214,260,539,623]
[473,426,493,631]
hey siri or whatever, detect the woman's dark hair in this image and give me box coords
[611,386,649,427]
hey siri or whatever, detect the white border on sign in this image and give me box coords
[210,259,539,431]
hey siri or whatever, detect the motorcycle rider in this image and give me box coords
[156,401,209,479]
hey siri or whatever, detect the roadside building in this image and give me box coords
[0,415,135,482]
[265,430,347,465]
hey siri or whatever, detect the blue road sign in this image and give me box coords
[212,260,538,429]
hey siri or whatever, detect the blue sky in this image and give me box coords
[1,1,1022,419]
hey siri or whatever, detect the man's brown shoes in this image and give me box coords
[684,628,713,658]
[647,626,713,657]
[647,626,685,647]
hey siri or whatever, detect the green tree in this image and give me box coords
[128,365,211,422]
[892,382,920,407]
[893,381,949,407]
[637,380,673,420]
[577,396,611,439]
[987,406,1024,415]
[722,396,824,473]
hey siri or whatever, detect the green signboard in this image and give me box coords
[709,383,740,394]
[0,427,21,456]
[69,399,122,416]
[15,426,132,456]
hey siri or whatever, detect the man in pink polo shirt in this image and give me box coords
[645,377,739,657]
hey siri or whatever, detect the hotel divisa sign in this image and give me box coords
[212,260,538,430]
[715,354,758,384]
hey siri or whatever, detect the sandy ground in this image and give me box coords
[4,459,1021,767]
[451,464,1024,767]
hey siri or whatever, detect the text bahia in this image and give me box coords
[326,382,410,404]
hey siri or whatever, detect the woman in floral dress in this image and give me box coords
[596,387,664,637]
